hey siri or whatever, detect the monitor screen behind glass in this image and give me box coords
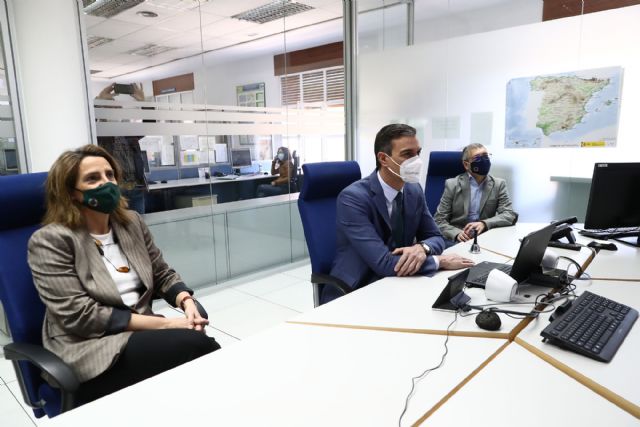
[231,149,252,168]
[584,163,640,230]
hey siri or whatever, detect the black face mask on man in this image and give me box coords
[76,182,121,214]
[470,155,491,176]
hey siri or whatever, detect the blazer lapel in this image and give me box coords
[460,175,470,216]
[369,171,392,230]
[112,220,151,294]
[78,229,124,306]
[478,175,495,215]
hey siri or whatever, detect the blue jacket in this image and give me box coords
[326,170,445,303]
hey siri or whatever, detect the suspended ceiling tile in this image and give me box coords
[120,26,178,44]
[88,38,148,56]
[200,17,258,38]
[105,2,181,26]
[82,14,107,28]
[160,31,207,48]
[88,18,146,39]
[282,7,337,29]
[197,0,271,18]
[201,37,237,51]
[156,9,225,32]
[224,19,286,41]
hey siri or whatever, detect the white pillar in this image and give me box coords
[9,0,91,172]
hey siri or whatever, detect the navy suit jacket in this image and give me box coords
[326,170,445,304]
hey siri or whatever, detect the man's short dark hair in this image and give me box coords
[373,124,416,170]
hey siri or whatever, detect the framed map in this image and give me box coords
[505,66,623,148]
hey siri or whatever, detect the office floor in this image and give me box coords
[0,260,313,426]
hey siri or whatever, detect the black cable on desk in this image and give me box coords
[398,311,457,427]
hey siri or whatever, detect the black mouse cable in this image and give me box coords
[398,311,457,427]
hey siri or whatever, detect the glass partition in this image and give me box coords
[84,0,345,288]
[0,0,24,176]
[357,0,638,224]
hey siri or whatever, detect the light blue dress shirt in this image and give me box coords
[467,173,486,223]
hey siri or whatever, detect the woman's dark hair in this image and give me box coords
[373,124,416,170]
[277,146,290,161]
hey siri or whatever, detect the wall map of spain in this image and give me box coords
[505,66,623,148]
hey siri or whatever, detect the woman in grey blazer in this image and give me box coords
[28,144,219,404]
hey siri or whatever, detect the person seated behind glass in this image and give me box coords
[434,143,517,247]
[95,83,148,214]
[256,146,294,197]
[27,144,220,405]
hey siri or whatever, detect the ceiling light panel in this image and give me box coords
[127,43,177,57]
[84,0,145,18]
[232,0,315,24]
[87,35,114,49]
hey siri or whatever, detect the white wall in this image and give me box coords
[11,0,92,172]
[357,5,640,221]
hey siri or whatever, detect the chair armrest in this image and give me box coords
[311,273,352,296]
[4,342,79,412]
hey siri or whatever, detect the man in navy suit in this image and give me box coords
[325,124,474,304]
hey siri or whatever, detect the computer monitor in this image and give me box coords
[140,150,150,173]
[584,162,640,246]
[231,148,252,174]
[4,149,18,170]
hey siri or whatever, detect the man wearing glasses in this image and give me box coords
[434,143,517,247]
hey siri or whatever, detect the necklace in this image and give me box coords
[94,240,130,273]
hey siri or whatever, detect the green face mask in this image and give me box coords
[76,182,121,214]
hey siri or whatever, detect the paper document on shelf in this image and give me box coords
[214,143,228,163]
[470,112,493,146]
[180,135,198,150]
[431,116,460,139]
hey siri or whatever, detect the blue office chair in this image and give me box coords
[0,172,79,418]
[298,161,361,307]
[424,151,466,215]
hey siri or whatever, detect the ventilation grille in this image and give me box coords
[232,0,314,24]
[302,71,324,103]
[280,67,344,107]
[281,74,301,106]
[83,0,145,18]
[87,36,114,49]
[127,44,176,57]
[326,68,344,101]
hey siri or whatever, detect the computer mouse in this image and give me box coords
[475,310,501,331]
[587,241,618,251]
[160,180,167,184]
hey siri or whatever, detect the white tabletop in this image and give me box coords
[425,343,639,426]
[516,280,640,413]
[49,323,506,427]
[290,239,541,337]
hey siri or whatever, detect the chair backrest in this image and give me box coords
[425,151,466,215]
[0,172,49,418]
[298,161,361,275]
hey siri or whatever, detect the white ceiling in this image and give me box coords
[86,0,529,80]
[86,0,345,79]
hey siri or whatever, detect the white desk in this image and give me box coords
[49,323,506,427]
[516,280,640,415]
[148,174,275,191]
[426,343,639,426]
[45,223,640,425]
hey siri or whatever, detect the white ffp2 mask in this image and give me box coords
[386,155,423,184]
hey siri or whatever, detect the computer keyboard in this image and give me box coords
[579,227,640,239]
[471,264,512,286]
[540,291,638,362]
